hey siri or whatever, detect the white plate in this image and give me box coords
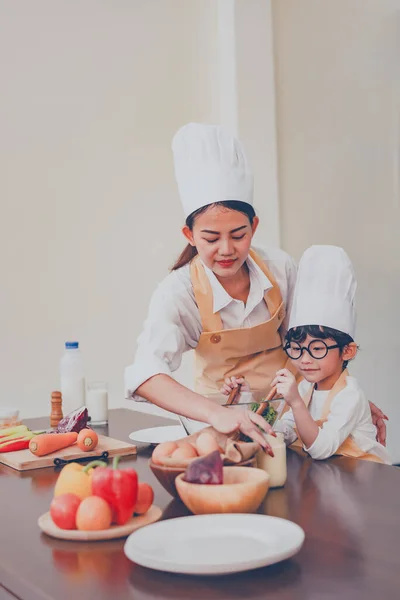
[124,513,305,575]
[129,425,186,445]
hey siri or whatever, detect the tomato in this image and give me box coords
[134,482,154,515]
[76,496,112,531]
[50,493,81,530]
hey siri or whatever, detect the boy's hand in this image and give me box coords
[271,369,302,407]
[220,376,251,396]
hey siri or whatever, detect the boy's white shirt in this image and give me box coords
[275,376,391,464]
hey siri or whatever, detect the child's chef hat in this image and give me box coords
[172,123,254,218]
[288,245,357,339]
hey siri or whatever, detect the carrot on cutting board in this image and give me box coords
[77,429,98,452]
[29,432,78,457]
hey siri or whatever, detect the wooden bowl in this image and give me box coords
[149,455,257,498]
[175,466,269,514]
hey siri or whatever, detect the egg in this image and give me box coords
[195,432,221,456]
[152,441,179,464]
[171,442,198,461]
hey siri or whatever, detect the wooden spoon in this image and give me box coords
[255,385,278,415]
[225,379,244,406]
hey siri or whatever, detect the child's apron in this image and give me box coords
[289,369,383,463]
[190,248,295,397]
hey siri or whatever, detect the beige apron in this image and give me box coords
[290,369,383,463]
[190,248,295,397]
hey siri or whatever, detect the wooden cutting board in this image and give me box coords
[0,434,137,471]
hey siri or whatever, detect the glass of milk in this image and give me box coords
[86,382,108,425]
[257,433,287,488]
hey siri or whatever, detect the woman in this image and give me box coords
[125,123,387,449]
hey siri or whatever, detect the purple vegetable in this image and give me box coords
[56,406,88,433]
[183,450,223,485]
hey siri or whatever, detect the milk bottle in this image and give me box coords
[60,341,85,415]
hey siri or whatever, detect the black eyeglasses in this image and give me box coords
[284,340,342,360]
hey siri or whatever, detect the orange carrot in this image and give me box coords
[77,429,98,452]
[29,432,78,456]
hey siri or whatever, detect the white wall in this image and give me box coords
[0,0,220,417]
[272,0,400,460]
[0,1,279,421]
[236,0,280,249]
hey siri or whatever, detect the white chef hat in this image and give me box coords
[288,245,357,339]
[172,123,254,218]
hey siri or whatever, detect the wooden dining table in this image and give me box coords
[0,408,399,600]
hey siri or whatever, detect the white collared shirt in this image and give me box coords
[200,250,273,327]
[125,246,297,399]
[276,377,391,464]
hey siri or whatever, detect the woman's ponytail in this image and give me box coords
[171,244,198,271]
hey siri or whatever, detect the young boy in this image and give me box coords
[272,245,390,464]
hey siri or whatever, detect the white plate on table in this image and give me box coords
[124,513,305,575]
[129,425,186,445]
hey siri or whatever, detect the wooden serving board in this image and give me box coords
[0,434,137,471]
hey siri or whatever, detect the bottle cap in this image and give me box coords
[65,341,79,349]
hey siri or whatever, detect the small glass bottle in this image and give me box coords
[50,391,63,428]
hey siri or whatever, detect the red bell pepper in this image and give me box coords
[91,456,138,525]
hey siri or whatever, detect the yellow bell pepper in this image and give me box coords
[54,460,107,500]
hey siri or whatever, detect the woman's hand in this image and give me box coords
[208,405,275,456]
[220,376,250,396]
[271,369,302,407]
[369,401,388,446]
